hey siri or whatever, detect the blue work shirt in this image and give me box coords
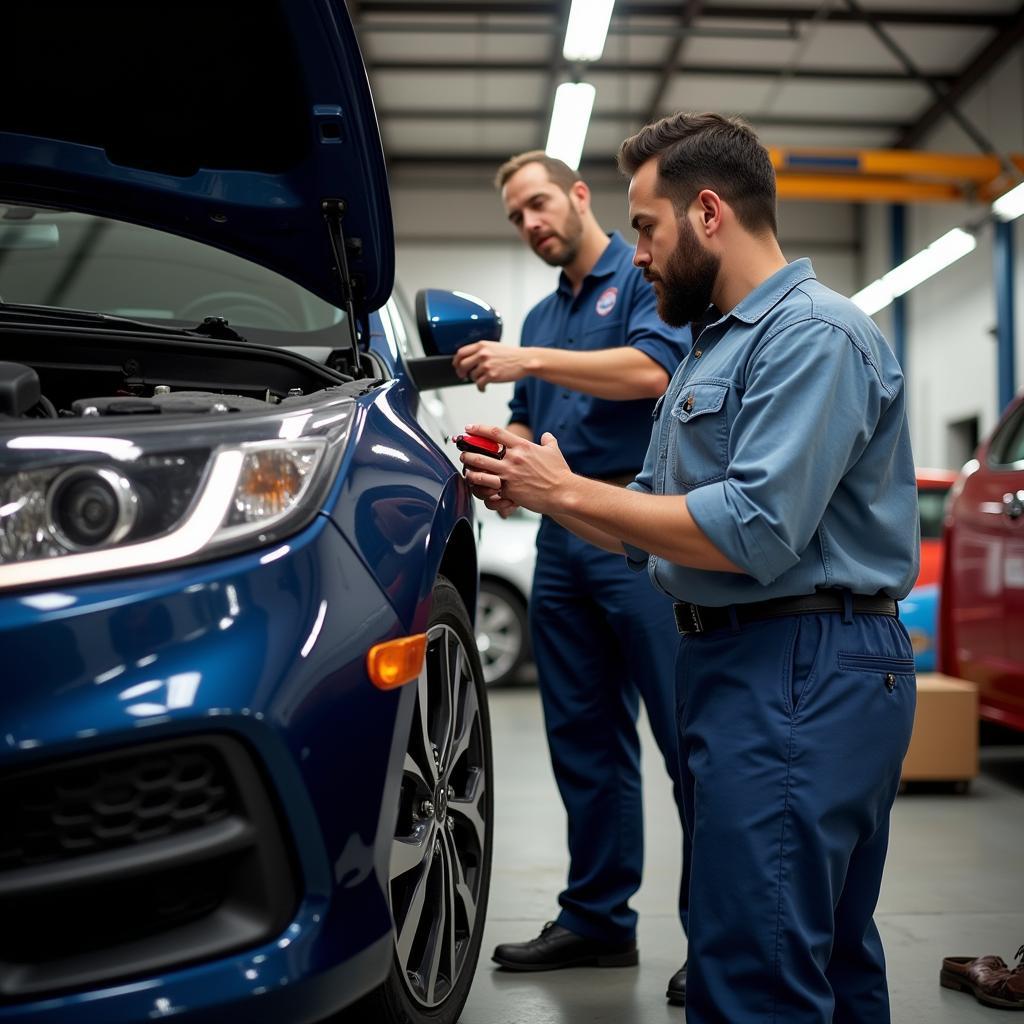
[626,258,919,606]
[509,232,691,478]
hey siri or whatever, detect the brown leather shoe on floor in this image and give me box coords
[940,952,1024,1010]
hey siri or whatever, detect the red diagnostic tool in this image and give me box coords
[453,433,506,459]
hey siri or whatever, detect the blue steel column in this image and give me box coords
[890,205,907,371]
[993,218,1017,411]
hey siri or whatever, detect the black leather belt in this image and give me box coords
[673,592,897,635]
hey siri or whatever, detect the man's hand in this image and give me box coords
[460,427,742,574]
[460,424,573,516]
[453,341,531,392]
[462,475,519,519]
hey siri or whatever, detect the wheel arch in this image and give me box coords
[437,517,478,625]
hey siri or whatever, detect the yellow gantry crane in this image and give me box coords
[768,148,1024,204]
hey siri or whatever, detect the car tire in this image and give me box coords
[335,576,493,1024]
[476,577,529,687]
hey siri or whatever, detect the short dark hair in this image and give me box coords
[618,112,777,237]
[494,150,581,193]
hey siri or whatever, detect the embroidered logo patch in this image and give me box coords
[595,286,618,317]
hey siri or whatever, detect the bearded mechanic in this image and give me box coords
[454,151,692,1004]
[462,114,919,1024]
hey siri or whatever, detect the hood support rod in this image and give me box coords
[322,199,362,379]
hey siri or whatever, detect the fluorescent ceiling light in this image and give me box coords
[545,82,596,170]
[992,181,1024,222]
[850,279,895,317]
[563,0,616,62]
[851,227,977,316]
[884,228,976,297]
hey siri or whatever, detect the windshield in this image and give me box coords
[0,204,346,343]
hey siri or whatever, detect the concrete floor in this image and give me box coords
[462,686,1024,1023]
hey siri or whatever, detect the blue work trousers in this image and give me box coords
[678,607,916,1023]
[530,518,688,943]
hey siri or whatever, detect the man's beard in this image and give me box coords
[534,205,584,267]
[650,218,720,328]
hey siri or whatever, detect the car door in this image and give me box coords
[948,398,1024,723]
[989,404,1024,718]
[946,457,1010,695]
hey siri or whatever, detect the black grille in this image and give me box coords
[0,746,234,870]
[0,735,297,1001]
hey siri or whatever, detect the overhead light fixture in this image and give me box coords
[563,0,616,62]
[545,82,596,170]
[885,228,976,296]
[992,181,1024,222]
[849,279,894,317]
[852,227,977,316]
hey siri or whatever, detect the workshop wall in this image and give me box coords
[394,182,859,430]
[860,43,1024,471]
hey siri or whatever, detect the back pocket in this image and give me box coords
[837,652,916,674]
[669,380,730,489]
[837,651,916,694]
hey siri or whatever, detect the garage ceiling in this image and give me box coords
[353,0,1024,177]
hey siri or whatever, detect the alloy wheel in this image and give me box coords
[390,622,488,1008]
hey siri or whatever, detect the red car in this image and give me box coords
[939,391,1024,732]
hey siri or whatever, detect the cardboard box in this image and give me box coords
[901,673,979,783]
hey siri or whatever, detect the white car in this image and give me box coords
[476,506,539,686]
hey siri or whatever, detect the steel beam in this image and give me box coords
[994,219,1018,411]
[385,157,967,200]
[890,205,907,372]
[537,0,570,149]
[643,0,703,126]
[774,175,963,203]
[371,58,955,83]
[844,0,1003,159]
[898,2,1024,148]
[359,1,1012,28]
[385,147,1024,204]
[768,148,1007,183]
[379,109,908,132]
[360,18,797,40]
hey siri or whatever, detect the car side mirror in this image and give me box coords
[406,289,503,390]
[416,289,502,355]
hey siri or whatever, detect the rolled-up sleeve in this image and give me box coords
[623,482,652,572]
[626,273,691,374]
[685,320,888,586]
[508,377,530,427]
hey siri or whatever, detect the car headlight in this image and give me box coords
[0,398,356,591]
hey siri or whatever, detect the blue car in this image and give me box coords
[0,4,496,1023]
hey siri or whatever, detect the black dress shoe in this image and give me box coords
[666,960,687,1005]
[492,922,638,971]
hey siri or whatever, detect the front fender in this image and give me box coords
[324,380,476,632]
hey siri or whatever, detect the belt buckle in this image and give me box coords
[674,602,704,635]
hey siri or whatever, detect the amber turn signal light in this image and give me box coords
[367,634,428,690]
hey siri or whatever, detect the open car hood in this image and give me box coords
[0,0,394,315]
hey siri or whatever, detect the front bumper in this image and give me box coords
[0,514,411,1022]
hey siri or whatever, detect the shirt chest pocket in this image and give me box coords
[579,320,622,350]
[669,381,730,489]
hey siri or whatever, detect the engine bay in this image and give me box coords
[0,322,383,420]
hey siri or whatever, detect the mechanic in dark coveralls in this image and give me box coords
[459,116,919,1023]
[452,150,692,1003]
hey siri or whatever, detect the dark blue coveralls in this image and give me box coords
[509,232,692,943]
[625,260,920,1022]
